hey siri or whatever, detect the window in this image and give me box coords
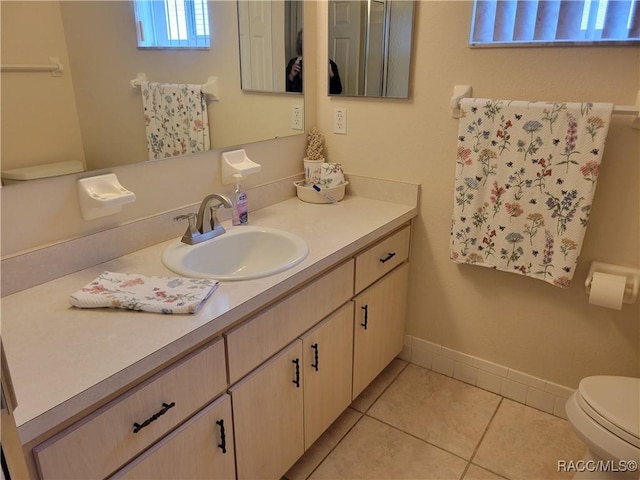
[470,0,640,46]
[134,0,210,48]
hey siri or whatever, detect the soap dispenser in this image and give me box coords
[232,173,248,225]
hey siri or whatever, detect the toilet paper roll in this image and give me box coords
[589,272,626,310]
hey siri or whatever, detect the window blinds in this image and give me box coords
[470,0,640,46]
[135,0,210,48]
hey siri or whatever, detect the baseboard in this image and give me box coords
[399,335,575,419]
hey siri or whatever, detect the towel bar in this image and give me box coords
[1,57,63,76]
[130,73,219,101]
[450,85,640,128]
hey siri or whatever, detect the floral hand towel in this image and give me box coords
[141,81,210,160]
[451,98,613,288]
[70,272,218,314]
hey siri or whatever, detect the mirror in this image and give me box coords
[0,0,304,181]
[328,0,414,98]
[237,0,304,93]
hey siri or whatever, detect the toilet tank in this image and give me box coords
[1,160,85,185]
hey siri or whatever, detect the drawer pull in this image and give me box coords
[292,358,300,388]
[132,401,175,433]
[361,305,368,330]
[311,343,319,371]
[216,419,227,453]
[380,252,397,263]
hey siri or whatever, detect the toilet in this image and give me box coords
[566,376,640,479]
[1,160,84,185]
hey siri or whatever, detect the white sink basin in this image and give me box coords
[162,226,309,281]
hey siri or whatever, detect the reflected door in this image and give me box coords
[238,0,275,90]
[328,1,362,96]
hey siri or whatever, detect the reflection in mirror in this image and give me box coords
[0,0,304,185]
[328,0,414,98]
[284,29,344,95]
[237,0,304,94]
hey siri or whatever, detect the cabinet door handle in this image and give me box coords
[311,343,319,371]
[361,305,368,330]
[216,419,227,454]
[132,401,175,433]
[292,358,300,388]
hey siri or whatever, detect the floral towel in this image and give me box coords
[141,81,210,160]
[69,272,218,314]
[451,98,613,288]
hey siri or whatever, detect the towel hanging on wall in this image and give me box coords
[140,81,210,160]
[450,98,613,288]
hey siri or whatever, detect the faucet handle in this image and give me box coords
[174,213,199,236]
[174,212,196,223]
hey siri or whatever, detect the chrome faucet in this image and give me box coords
[175,193,233,245]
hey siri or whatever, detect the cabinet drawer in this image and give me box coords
[111,395,235,480]
[34,338,227,480]
[355,225,411,294]
[226,260,354,384]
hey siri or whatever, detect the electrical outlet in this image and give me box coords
[291,105,304,130]
[334,108,347,134]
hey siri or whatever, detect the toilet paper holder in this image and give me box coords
[584,261,640,305]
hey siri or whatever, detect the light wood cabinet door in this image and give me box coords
[301,303,354,449]
[230,340,304,480]
[112,395,235,479]
[352,262,409,399]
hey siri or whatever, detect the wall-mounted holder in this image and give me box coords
[585,261,640,305]
[221,149,261,184]
[450,85,472,119]
[77,173,136,221]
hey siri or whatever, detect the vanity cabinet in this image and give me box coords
[33,338,227,480]
[112,394,235,479]
[26,222,413,480]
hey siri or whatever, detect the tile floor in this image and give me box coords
[286,360,587,480]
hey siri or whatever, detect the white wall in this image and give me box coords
[314,1,639,388]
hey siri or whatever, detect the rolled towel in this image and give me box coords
[69,271,218,314]
[319,163,344,187]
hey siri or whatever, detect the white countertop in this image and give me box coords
[2,195,417,444]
